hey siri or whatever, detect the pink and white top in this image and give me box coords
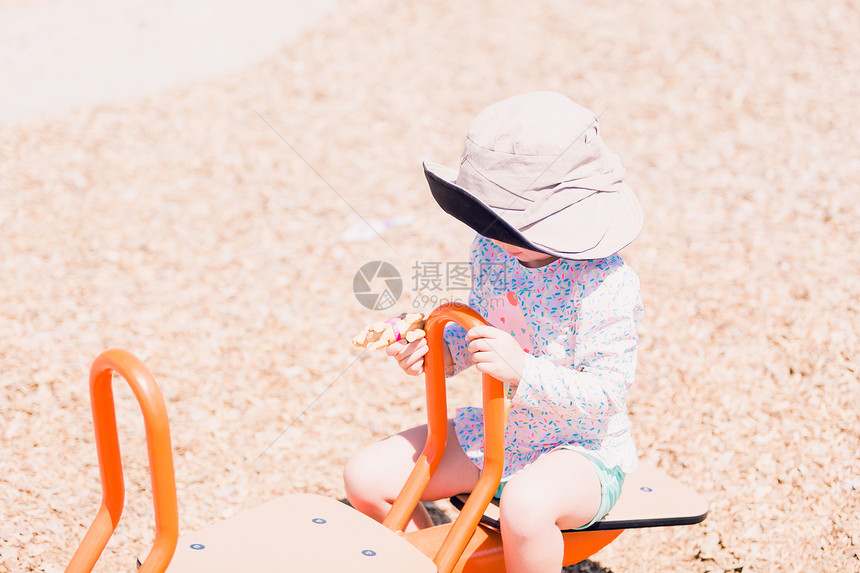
[444,235,644,478]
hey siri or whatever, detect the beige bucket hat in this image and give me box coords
[424,91,642,260]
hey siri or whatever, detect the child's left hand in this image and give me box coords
[465,325,526,387]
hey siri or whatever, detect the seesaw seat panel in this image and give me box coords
[160,493,437,572]
[451,462,709,532]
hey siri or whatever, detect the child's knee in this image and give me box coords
[344,427,428,509]
[343,440,412,503]
[498,478,556,539]
[343,447,382,501]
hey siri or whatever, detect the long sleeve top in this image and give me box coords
[444,235,643,478]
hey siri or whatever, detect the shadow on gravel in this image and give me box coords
[562,560,613,573]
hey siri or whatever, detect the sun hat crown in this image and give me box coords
[465,91,597,158]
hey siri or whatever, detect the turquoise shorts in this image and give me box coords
[494,452,625,530]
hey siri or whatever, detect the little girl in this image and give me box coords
[344,92,644,573]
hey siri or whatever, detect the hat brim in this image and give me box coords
[424,162,537,253]
[423,161,642,260]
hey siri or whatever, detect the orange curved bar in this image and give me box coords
[66,349,179,573]
[384,303,506,573]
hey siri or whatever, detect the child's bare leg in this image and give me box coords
[498,450,601,573]
[344,420,480,531]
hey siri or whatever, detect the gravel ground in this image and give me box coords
[1,0,858,572]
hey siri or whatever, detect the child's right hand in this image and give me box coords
[385,337,429,376]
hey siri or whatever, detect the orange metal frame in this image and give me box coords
[66,304,620,573]
[65,349,179,573]
[385,303,507,573]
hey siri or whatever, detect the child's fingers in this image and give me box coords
[465,325,503,341]
[470,348,500,366]
[403,357,426,376]
[467,327,500,355]
[400,352,426,376]
[468,335,524,386]
[473,361,503,380]
[387,338,429,375]
[386,338,424,359]
[473,361,492,374]
[473,352,518,383]
[399,338,428,360]
[400,341,429,367]
[385,339,408,357]
[467,337,495,354]
[467,334,509,356]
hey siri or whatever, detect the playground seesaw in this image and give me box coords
[66,303,708,573]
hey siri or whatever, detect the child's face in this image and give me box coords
[491,240,558,268]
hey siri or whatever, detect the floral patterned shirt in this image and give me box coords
[444,235,644,478]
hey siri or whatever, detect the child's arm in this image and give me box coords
[515,268,642,435]
[517,328,638,418]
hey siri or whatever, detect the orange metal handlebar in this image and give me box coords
[66,349,179,573]
[382,303,507,573]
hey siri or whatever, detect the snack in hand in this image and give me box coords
[352,312,426,350]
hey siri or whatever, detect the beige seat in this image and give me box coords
[149,494,436,573]
[149,464,707,572]
[450,462,709,532]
